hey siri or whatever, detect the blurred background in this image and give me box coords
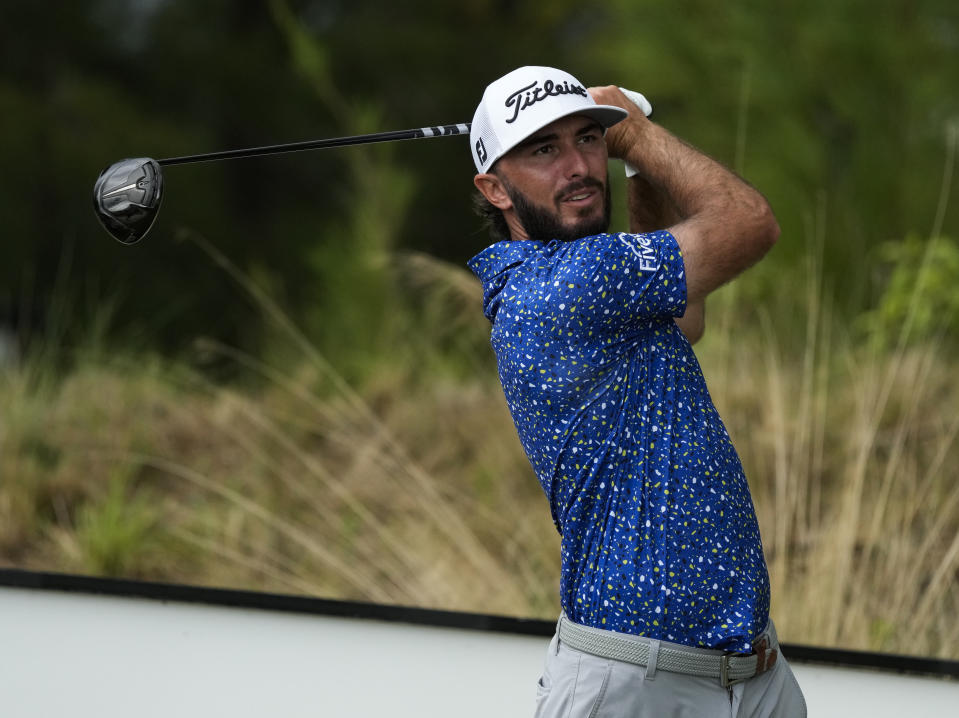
[1,0,957,659]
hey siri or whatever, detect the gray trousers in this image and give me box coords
[533,623,806,718]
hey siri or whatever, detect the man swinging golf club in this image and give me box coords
[468,66,806,716]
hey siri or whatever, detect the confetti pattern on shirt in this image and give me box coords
[468,230,770,653]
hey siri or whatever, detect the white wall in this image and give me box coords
[1,585,957,717]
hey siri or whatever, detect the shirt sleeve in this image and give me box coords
[542,230,687,340]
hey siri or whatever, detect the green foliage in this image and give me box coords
[74,470,161,578]
[858,234,959,348]
[266,2,419,381]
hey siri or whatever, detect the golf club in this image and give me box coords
[93,123,471,245]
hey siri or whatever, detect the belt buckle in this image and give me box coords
[719,654,745,689]
[752,635,778,676]
[722,634,778,688]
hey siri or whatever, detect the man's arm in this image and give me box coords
[626,170,705,343]
[674,299,705,344]
[626,173,682,234]
[591,86,779,308]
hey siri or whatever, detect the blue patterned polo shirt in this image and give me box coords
[468,230,770,653]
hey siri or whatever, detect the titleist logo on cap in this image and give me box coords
[503,79,589,124]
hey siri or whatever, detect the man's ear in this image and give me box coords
[474,173,513,211]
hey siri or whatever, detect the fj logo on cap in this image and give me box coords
[503,79,589,124]
[476,138,488,165]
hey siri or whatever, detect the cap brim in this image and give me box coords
[495,104,629,166]
[584,104,630,129]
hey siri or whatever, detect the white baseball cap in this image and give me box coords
[470,66,628,174]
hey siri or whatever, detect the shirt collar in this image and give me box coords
[467,240,542,282]
[467,240,544,323]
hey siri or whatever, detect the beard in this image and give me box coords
[503,176,612,243]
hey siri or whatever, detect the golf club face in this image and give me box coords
[93,158,163,244]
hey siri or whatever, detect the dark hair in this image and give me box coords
[472,188,510,242]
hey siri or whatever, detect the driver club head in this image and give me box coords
[93,157,163,245]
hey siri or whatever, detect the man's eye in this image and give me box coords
[533,144,553,155]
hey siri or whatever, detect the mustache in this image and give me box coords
[555,177,605,203]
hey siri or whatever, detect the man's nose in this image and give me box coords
[561,146,590,178]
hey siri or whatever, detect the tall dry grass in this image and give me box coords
[0,231,560,618]
[698,202,959,657]
[701,299,959,657]
[1,225,957,659]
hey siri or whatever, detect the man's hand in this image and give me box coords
[589,86,682,233]
[589,86,650,161]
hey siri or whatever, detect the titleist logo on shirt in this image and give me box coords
[503,79,589,124]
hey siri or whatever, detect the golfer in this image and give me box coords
[468,66,806,716]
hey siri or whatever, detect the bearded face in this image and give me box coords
[502,174,612,243]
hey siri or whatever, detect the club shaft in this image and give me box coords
[157,123,471,167]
